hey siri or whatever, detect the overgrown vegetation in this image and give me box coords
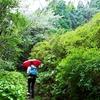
[30,12,100,100]
[0,0,100,100]
[0,71,27,100]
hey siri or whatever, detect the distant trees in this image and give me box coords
[45,0,98,31]
[89,0,100,10]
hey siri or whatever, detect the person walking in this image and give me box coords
[27,61,38,100]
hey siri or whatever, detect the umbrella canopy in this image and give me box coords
[22,59,42,67]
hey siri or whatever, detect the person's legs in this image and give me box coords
[28,78,31,93]
[31,78,36,98]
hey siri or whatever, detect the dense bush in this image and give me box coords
[35,70,57,100]
[0,58,15,71]
[29,12,100,100]
[55,48,100,100]
[0,71,27,100]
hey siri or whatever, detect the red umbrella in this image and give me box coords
[22,59,42,68]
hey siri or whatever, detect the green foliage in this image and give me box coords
[35,70,56,100]
[30,40,52,61]
[0,71,27,100]
[1,0,100,99]
[75,12,100,48]
[30,9,61,29]
[0,58,15,71]
[29,12,100,100]
[0,35,23,64]
[45,28,66,35]
[0,0,22,35]
[49,0,98,31]
[56,48,100,100]
[53,0,72,30]
[0,0,31,66]
[51,12,100,100]
[90,0,100,10]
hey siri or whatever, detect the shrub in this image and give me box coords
[56,48,100,100]
[0,71,27,100]
[0,58,15,71]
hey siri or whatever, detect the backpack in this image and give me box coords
[28,65,38,77]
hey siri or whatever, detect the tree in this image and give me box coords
[89,0,100,10]
[0,0,30,69]
[77,0,85,9]
[52,0,72,30]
